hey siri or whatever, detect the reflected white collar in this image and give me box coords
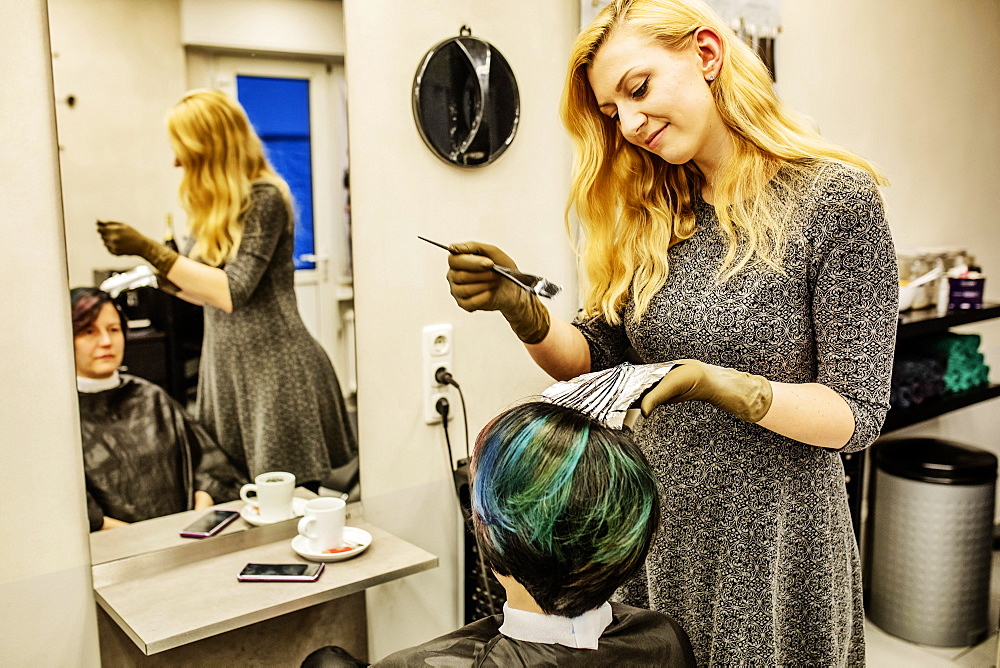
[498,601,612,650]
[77,371,121,393]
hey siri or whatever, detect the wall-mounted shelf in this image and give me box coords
[896,303,1000,340]
[882,384,1000,433]
[885,302,1000,431]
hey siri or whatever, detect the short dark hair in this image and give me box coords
[70,287,125,337]
[470,401,660,617]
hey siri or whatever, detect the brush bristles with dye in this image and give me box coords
[541,362,676,428]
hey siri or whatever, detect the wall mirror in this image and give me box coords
[412,27,520,168]
[47,0,359,565]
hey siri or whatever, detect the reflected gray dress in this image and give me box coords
[574,162,897,666]
[191,182,357,486]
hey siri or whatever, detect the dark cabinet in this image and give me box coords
[119,287,203,404]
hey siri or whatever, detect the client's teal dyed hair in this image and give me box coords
[471,401,659,617]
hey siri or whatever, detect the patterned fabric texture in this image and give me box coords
[191,183,357,486]
[574,161,898,666]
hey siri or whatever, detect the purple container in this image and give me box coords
[948,278,985,310]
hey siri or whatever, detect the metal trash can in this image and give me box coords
[868,438,997,647]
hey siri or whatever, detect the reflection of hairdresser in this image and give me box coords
[303,402,695,667]
[72,288,243,531]
[96,89,357,492]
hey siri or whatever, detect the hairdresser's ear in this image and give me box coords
[693,27,723,82]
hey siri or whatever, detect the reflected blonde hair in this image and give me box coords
[561,0,887,324]
[166,89,292,267]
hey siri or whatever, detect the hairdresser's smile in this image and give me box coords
[645,125,667,149]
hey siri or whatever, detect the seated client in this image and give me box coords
[71,287,242,530]
[305,401,695,667]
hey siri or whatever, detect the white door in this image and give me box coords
[199,56,356,398]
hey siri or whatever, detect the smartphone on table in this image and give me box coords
[237,563,325,582]
[179,509,241,538]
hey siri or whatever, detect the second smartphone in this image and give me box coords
[237,563,325,582]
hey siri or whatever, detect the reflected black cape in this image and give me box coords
[374,602,697,667]
[79,374,243,530]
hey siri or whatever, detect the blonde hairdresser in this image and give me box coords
[99,88,356,493]
[445,0,896,664]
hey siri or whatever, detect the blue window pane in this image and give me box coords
[236,76,315,270]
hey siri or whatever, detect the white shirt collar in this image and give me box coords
[498,601,613,650]
[77,371,121,393]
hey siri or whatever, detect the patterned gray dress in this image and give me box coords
[191,182,357,488]
[574,162,897,666]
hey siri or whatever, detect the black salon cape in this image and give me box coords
[373,602,696,667]
[79,374,243,530]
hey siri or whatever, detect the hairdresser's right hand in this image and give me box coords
[97,220,179,276]
[447,242,550,344]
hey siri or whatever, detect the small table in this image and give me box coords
[91,502,437,665]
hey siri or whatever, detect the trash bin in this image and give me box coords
[868,437,997,647]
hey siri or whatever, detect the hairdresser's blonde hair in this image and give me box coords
[166,89,293,267]
[562,0,887,324]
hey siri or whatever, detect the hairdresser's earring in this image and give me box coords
[706,73,716,81]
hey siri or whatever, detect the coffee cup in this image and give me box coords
[240,471,295,523]
[297,497,346,553]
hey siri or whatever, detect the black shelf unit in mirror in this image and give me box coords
[94,271,203,405]
[842,303,1000,541]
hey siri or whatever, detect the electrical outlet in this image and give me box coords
[423,324,454,424]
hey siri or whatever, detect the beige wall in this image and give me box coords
[0,1,100,664]
[50,0,186,288]
[343,0,580,658]
[181,0,345,56]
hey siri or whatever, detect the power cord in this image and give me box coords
[435,397,456,473]
[434,374,499,618]
[435,367,470,460]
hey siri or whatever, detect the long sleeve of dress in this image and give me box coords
[573,310,630,372]
[225,183,288,310]
[807,167,898,453]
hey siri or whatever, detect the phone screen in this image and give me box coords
[179,510,240,537]
[238,563,324,582]
[243,564,311,577]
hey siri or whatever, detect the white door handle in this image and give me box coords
[298,253,330,281]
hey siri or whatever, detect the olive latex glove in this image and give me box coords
[97,220,179,276]
[447,242,550,344]
[640,359,773,423]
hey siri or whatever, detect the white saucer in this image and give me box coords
[239,497,307,526]
[291,527,372,562]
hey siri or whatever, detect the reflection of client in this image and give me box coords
[72,287,243,531]
[305,401,695,667]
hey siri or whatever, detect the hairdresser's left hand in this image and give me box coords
[640,359,773,423]
[97,220,179,276]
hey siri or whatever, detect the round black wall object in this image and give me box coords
[412,28,519,168]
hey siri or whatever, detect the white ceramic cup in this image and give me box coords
[297,497,346,553]
[240,471,295,523]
